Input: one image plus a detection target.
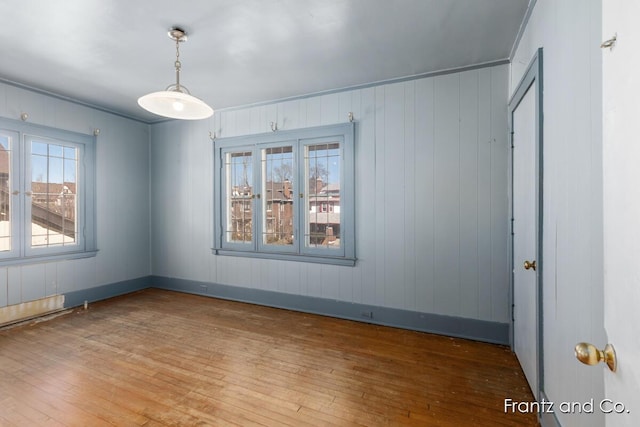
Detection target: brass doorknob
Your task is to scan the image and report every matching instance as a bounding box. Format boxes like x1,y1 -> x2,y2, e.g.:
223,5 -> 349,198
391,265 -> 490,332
575,342 -> 617,372
524,260 -> 536,271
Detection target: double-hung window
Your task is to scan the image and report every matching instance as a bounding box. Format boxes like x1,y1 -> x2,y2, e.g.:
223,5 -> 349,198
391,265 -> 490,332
214,123 -> 355,266
0,118 -> 97,265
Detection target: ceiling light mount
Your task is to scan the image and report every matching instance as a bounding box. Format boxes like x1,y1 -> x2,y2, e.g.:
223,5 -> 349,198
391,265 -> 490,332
168,27 -> 188,43
137,26 -> 213,120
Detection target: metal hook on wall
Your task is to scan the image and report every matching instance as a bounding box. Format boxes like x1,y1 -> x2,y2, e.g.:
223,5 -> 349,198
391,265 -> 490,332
20,112 -> 28,121
348,112 -> 354,123
600,33 -> 617,50
209,131 -> 216,142
270,121 -> 278,132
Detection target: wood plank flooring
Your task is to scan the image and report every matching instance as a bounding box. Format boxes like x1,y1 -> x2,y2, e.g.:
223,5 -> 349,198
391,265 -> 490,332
0,289 -> 538,426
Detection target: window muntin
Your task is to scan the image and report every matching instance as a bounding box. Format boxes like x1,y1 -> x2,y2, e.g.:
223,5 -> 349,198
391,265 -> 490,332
0,118 -> 96,265
214,123 -> 355,266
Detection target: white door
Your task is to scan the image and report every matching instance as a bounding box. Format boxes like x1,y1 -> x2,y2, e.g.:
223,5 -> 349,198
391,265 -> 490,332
602,0 -> 640,424
512,82 -> 538,396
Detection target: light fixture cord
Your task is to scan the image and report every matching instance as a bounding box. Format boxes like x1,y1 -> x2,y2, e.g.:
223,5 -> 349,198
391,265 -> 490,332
174,37 -> 182,91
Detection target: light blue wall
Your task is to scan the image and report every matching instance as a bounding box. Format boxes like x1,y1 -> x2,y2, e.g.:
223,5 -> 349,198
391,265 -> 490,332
0,82 -> 151,307
0,62 -> 511,334
511,1 -> 605,427
150,64 -> 510,325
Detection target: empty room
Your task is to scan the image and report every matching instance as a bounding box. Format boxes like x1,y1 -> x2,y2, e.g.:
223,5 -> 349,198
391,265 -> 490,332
0,1 -> 637,426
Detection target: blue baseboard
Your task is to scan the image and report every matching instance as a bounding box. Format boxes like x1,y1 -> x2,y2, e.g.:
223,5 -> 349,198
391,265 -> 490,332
63,276 -> 151,308
60,275 -> 510,345
150,275 -> 510,345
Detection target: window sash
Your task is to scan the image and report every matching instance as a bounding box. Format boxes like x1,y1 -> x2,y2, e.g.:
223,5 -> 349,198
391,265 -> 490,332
0,129 -> 21,260
24,135 -> 85,257
220,147 -> 255,251
257,142 -> 298,254
301,137 -> 345,258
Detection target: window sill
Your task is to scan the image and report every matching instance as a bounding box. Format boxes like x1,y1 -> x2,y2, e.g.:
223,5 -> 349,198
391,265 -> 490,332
0,250 -> 98,267
212,249 -> 356,267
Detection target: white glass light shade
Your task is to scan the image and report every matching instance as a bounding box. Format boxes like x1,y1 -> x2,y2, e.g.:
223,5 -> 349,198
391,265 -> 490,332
138,90 -> 213,120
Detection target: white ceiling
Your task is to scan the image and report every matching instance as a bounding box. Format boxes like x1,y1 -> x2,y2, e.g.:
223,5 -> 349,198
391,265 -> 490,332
0,0 -> 529,123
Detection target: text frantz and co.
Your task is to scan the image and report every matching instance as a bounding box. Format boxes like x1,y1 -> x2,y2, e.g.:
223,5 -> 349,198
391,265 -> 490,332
504,398 -> 630,414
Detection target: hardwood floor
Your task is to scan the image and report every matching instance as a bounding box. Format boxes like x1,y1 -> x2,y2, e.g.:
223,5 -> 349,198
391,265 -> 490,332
0,289 -> 538,426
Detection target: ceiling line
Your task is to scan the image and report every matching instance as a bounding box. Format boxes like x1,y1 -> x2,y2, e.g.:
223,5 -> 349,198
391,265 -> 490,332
214,59 -> 511,115
0,76 -> 153,125
509,0 -> 538,62
1,58 -> 511,126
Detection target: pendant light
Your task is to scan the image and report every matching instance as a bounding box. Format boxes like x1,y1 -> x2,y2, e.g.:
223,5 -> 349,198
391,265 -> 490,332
138,27 -> 213,120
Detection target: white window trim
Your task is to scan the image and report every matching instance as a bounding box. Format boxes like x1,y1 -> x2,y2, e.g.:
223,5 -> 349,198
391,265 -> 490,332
213,123 -> 355,266
0,118 -> 97,266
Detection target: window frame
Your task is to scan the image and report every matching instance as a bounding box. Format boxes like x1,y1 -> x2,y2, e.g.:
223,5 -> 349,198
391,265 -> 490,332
213,123 -> 355,266
0,118 -> 97,266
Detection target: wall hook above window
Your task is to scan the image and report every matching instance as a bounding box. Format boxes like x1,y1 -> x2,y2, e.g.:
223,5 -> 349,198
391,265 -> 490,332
348,112 -> 354,122
20,112 -> 28,121
270,121 -> 278,132
209,131 -> 216,142
601,33 -> 617,50
93,129 -> 100,136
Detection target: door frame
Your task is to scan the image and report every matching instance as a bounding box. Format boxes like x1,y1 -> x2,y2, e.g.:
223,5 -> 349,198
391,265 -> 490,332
508,48 -> 544,401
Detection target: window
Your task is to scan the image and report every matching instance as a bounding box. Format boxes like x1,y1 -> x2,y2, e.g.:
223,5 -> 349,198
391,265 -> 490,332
0,118 -> 97,265
214,123 -> 355,266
